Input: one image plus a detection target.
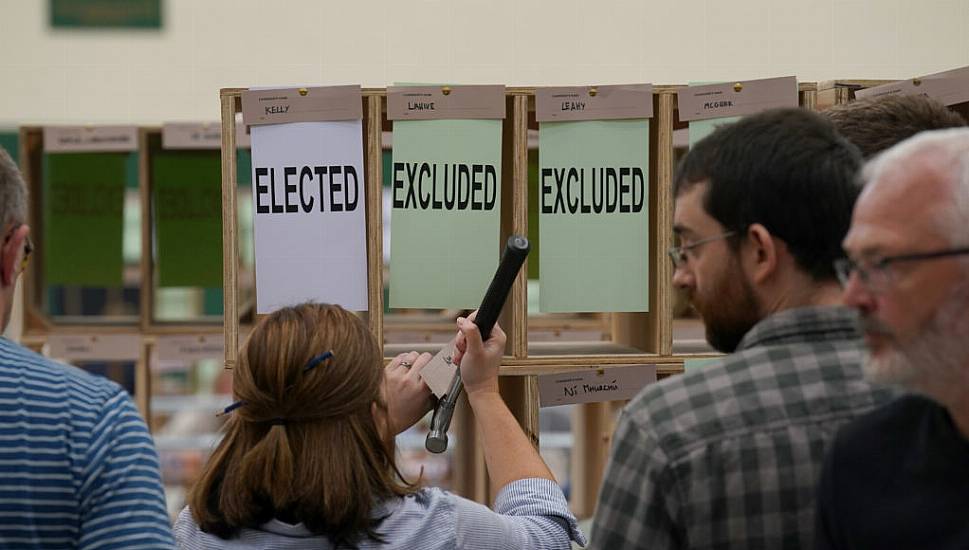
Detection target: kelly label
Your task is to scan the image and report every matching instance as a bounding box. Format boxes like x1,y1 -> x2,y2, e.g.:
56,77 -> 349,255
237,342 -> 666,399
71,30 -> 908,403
242,85 -> 362,126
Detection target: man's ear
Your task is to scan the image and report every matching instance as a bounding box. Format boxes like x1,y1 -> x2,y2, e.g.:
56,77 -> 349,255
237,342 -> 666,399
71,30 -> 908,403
743,223 -> 778,285
0,225 -> 28,287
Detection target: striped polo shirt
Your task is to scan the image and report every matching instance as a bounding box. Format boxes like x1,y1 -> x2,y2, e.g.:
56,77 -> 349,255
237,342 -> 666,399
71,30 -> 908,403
0,337 -> 174,548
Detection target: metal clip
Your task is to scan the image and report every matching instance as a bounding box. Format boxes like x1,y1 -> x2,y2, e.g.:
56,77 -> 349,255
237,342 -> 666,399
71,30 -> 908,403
589,87 -> 598,97
733,82 -> 744,92
298,88 -> 309,96
442,86 -> 452,96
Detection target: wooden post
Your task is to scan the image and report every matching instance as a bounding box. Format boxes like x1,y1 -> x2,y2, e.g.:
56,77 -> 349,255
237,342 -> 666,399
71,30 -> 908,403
220,91 -> 240,369
364,93 -> 385,347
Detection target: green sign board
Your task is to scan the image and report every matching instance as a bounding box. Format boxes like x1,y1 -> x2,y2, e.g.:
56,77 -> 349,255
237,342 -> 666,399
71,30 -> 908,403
389,119 -> 502,309
538,119 -> 650,313
50,0 -> 162,29
0,133 -> 18,166
43,152 -> 132,286
152,150 -> 223,288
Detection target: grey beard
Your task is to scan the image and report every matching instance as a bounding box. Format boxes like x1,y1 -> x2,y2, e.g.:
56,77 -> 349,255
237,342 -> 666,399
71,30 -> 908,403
864,280 -> 969,404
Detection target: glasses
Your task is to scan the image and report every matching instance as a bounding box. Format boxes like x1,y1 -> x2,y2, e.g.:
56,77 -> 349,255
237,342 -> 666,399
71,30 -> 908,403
3,226 -> 32,274
21,235 -> 33,273
834,247 -> 969,292
668,231 -> 737,268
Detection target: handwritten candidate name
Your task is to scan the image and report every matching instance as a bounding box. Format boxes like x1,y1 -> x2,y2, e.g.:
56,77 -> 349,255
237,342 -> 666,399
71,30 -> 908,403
563,379 -> 619,397
540,167 -> 645,214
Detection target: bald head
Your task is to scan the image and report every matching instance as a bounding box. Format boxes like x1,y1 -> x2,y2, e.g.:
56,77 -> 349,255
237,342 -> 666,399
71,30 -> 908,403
858,128 -> 969,249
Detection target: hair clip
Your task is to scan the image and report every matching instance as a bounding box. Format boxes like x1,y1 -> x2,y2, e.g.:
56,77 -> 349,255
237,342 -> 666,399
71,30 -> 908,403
215,352 -> 334,418
216,400 -> 246,417
269,417 -> 286,426
303,350 -> 334,372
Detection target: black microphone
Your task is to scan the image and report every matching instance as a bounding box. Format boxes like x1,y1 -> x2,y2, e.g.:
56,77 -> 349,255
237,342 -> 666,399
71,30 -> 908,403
425,235 -> 530,453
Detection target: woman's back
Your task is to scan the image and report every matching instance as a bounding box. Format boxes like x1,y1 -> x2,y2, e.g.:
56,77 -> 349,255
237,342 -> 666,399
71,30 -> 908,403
178,304 -> 584,549
176,479 -> 581,550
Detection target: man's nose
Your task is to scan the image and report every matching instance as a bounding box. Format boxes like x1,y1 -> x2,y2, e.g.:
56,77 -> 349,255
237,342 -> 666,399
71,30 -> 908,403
841,270 -> 876,313
672,264 -> 694,291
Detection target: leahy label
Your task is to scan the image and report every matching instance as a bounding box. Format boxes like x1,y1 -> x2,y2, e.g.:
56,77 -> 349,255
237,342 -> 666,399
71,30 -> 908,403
536,84 -> 653,122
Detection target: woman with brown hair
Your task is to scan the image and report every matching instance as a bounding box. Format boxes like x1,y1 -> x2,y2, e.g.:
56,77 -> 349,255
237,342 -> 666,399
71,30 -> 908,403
173,303 -> 584,549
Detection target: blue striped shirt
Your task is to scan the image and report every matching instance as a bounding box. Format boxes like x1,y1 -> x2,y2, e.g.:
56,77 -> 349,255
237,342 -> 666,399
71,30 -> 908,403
174,477 -> 586,549
0,337 -> 175,548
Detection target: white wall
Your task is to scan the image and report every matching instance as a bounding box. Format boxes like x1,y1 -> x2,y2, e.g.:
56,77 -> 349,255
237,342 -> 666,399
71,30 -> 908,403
1,0 -> 967,125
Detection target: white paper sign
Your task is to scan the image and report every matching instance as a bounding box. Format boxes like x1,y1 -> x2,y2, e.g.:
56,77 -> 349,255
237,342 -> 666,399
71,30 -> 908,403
249,121 -> 368,313
537,364 -> 657,407
155,335 -> 225,361
47,334 -> 142,361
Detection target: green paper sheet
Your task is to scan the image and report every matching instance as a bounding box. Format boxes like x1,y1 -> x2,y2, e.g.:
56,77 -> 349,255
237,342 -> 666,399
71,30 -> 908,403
688,116 -> 741,147
684,357 -> 718,372
152,150 -> 223,287
43,152 -> 129,286
0,133 -> 18,166
538,119 -> 650,312
389,119 -> 502,309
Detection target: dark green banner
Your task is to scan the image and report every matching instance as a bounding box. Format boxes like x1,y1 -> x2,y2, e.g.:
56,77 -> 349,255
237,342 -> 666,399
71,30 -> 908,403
0,133 -> 18,166
50,0 -> 161,29
44,153 -> 129,286
152,150 -> 223,288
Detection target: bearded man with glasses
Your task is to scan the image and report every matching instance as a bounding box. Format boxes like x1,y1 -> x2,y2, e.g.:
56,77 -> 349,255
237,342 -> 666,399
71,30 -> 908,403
815,129 -> 969,549
591,108 -> 896,550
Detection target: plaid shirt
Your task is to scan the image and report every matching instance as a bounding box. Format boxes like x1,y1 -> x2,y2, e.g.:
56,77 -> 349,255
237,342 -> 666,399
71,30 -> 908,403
589,306 -> 896,550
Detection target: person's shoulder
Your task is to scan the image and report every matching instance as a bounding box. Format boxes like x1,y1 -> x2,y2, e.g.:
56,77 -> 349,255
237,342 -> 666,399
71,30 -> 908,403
173,506 -> 199,538
624,350 -> 765,428
398,486 -> 458,513
621,339 -> 877,457
0,338 -> 127,410
835,394 -> 934,447
620,356 -> 738,453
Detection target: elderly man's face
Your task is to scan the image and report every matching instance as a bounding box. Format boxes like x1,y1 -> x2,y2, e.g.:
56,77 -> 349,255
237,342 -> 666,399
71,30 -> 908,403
842,159 -> 969,391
